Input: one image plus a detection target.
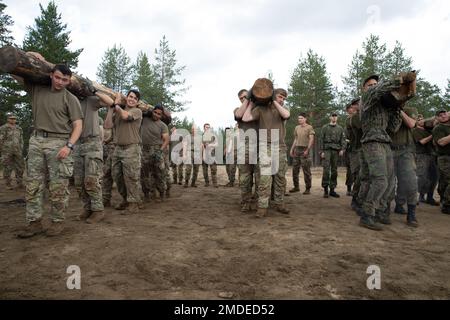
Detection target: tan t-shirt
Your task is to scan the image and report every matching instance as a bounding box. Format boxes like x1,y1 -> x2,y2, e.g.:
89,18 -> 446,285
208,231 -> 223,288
80,96 -> 101,138
250,104 -> 287,147
113,107 -> 142,145
26,83 -> 83,134
141,118 -> 168,146
294,124 -> 315,147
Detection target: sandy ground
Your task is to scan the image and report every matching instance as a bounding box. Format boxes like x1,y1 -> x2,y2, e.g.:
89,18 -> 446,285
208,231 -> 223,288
0,166 -> 449,300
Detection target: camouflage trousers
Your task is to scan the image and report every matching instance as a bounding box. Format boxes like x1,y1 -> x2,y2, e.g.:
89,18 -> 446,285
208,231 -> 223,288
258,145 -> 287,208
164,150 -> 171,193
185,161 -> 200,185
360,142 -> 394,217
292,146 -> 312,190
202,162 -> 218,185
321,149 -> 339,189
392,146 -> 418,206
226,151 -> 238,184
102,143 -> 115,203
350,149 -> 362,204
73,137 -> 104,212
112,144 -> 142,203
171,162 -> 184,184
437,155 -> 450,208
1,148 -> 24,185
25,136 -> 73,223
416,153 -> 439,196
141,145 -> 166,198
345,151 -> 353,188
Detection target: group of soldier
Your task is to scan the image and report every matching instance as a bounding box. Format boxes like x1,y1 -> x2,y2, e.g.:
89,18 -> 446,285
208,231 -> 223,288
1,51 -> 449,237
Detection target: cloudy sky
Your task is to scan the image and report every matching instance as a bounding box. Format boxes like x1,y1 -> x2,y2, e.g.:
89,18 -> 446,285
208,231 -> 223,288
4,0 -> 450,129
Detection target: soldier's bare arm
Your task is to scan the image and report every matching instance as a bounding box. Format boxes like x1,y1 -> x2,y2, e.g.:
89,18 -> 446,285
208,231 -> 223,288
57,119 -> 82,160
400,110 -> 416,129
161,133 -> 170,151
437,134 -> 450,147
272,100 -> 290,120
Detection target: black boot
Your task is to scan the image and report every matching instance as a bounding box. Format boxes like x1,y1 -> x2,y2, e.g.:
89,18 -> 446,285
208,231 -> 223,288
394,203 -> 406,215
441,206 -> 450,215
407,205 -> 418,228
323,187 -> 329,198
375,209 -> 392,225
426,193 -> 439,206
419,193 -> 426,203
329,188 -> 340,198
351,197 -> 358,211
346,185 -> 352,196
359,213 -> 383,231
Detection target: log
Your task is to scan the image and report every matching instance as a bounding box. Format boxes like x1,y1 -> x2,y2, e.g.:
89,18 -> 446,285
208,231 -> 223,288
251,78 -> 274,104
0,45 -> 172,124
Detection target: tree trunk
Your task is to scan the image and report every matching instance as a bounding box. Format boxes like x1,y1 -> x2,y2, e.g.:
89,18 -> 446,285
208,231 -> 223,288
0,45 -> 172,123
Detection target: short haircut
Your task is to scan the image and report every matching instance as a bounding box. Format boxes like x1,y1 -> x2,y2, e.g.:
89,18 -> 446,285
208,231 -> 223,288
274,88 -> 288,97
127,89 -> 141,101
436,110 -> 447,116
52,64 -> 72,77
153,104 -> 164,112
238,89 -> 248,97
298,113 -> 307,118
203,123 -> 210,129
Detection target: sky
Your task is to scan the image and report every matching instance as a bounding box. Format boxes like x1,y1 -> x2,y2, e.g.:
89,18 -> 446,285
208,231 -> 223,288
3,0 -> 450,129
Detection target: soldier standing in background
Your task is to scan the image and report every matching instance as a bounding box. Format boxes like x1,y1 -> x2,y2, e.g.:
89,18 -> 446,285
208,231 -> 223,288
170,126 -> 184,185
345,104 -> 356,196
102,125 -> 115,208
0,113 -> 25,190
289,113 -> 315,195
320,113 -> 346,199
432,110 -> 450,215
225,125 -> 238,187
202,123 -> 219,188
184,125 -> 201,188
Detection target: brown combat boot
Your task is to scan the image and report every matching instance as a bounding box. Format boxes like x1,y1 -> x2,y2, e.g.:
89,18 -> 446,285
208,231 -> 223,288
255,208 -> 268,218
103,200 -> 112,208
241,203 -> 251,213
115,201 -> 129,210
122,203 -> 139,215
86,211 -> 105,224
17,220 -> 44,239
78,210 -> 92,221
275,204 -> 290,215
46,221 -> 65,237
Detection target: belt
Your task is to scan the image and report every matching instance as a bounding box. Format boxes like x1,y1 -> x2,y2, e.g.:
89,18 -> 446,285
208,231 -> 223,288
33,130 -> 70,139
391,145 -> 408,151
116,144 -> 135,149
142,144 -> 161,151
79,135 -> 100,143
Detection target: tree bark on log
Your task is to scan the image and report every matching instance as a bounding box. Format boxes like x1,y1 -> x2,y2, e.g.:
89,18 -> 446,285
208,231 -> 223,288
0,45 -> 172,124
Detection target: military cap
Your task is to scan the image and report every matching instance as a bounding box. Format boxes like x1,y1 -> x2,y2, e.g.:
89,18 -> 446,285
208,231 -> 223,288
331,112 -> 338,117
363,74 -> 379,86
351,97 -> 361,105
6,113 -> 17,119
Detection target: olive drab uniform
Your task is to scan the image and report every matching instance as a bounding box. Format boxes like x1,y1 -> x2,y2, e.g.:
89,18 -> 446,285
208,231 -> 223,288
291,124 -> 315,192
184,133 -> 202,187
0,123 -> 25,188
433,120 -> 450,213
349,110 -> 364,208
320,123 -> 346,190
202,130 -> 218,187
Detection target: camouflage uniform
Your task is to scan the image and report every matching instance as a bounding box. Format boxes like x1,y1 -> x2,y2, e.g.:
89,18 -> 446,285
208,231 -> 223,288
170,136 -> 184,184
141,145 -> 166,198
0,123 -> 25,187
433,121 -> 450,212
73,97 -> 104,213
291,124 -> 315,192
413,127 -> 438,199
320,123 -> 346,189
102,128 -> 115,205
349,111 -> 364,207
359,80 -> 405,222
202,131 -> 218,187
184,133 -> 202,186
225,130 -> 238,185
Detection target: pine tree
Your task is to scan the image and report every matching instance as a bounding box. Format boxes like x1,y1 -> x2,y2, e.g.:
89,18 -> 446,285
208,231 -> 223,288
384,41 -> 413,76
0,0 -> 13,45
22,1 -> 82,68
96,44 -> 133,93
444,79 -> 450,105
152,35 -> 188,113
407,80 -> 444,117
131,51 -> 158,103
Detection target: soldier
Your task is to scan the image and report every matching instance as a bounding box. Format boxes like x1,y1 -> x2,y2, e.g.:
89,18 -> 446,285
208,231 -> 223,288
345,104 -> 357,196
73,90 -> 114,224
170,126 -> 184,185
243,80 -> 290,217
413,115 -> 439,206
389,106 -> 419,227
183,125 -> 201,188
0,113 -> 25,190
289,113 -> 315,195
358,73 -> 416,231
13,61 -> 83,238
225,125 -> 238,187
432,110 -> 450,214
320,113 -> 346,198
102,125 -> 115,208
105,90 -> 143,214
202,123 -> 219,188
234,89 -> 259,212
140,105 -> 169,202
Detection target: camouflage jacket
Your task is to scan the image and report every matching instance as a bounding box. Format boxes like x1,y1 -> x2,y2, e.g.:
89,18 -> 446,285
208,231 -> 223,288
320,123 -> 346,152
0,124 -> 23,153
360,80 -> 404,144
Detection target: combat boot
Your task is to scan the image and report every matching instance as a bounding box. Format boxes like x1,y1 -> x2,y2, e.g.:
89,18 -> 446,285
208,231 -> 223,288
241,202 -> 251,213
289,187 -> 300,193
17,220 -> 44,239
121,203 -> 139,215
329,189 -> 340,198
303,188 -> 311,195
351,197 -> 358,211
359,214 -> 383,231
5,180 -> 13,190
103,200 -> 112,208
255,208 -> 268,218
184,182 -> 189,188
442,206 -> 450,215
191,182 -> 198,188
406,205 -> 419,228
225,182 -> 233,187
46,221 -> 65,237
323,187 -> 329,198
86,211 -> 105,224
115,201 -> 129,211
375,210 -> 392,225
166,189 -> 171,198
394,203 -> 406,215
78,210 -> 92,221
346,186 -> 353,196
204,181 -> 210,187
419,193 -> 426,203
426,193 -> 439,206
274,204 -> 290,215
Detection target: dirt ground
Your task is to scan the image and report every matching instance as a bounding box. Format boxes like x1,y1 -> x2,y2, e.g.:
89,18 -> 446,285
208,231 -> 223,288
0,166 -> 449,300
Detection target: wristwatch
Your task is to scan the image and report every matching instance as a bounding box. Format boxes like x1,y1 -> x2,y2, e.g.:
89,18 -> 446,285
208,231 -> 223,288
66,142 -> 74,150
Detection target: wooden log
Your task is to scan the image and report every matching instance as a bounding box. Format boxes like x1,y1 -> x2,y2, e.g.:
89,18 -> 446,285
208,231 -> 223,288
0,45 -> 172,124
251,78 -> 274,104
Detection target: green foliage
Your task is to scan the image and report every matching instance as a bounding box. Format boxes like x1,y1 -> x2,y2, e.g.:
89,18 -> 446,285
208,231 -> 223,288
444,79 -> 450,105
96,44 -> 133,93
407,79 -> 444,117
131,51 -> 158,103
22,1 -> 82,68
0,0 -> 13,46
170,116 -> 194,131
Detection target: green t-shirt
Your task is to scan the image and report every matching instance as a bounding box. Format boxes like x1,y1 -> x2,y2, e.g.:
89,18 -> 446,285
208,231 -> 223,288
79,96 -> 101,138
391,107 -> 418,147
432,122 -> 450,156
140,118 -> 168,146
413,128 -> 433,154
113,107 -> 142,145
